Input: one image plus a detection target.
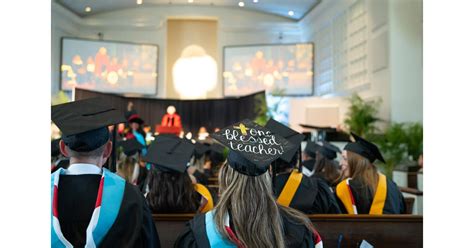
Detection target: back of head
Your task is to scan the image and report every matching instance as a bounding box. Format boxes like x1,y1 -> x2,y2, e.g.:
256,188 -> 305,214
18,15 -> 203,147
116,154 -> 137,183
346,151 -> 378,193
146,169 -> 199,213
314,155 -> 341,186
214,163 -> 314,248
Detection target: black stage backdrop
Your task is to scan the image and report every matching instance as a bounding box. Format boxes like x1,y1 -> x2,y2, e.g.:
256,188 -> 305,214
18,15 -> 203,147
75,88 -> 265,134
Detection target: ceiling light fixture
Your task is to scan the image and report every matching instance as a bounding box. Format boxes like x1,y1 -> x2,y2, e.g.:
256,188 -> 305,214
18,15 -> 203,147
188,0 -> 194,3
137,0 -> 143,5
85,6 -> 92,12
253,0 -> 259,3
238,1 -> 245,7
288,10 -> 295,16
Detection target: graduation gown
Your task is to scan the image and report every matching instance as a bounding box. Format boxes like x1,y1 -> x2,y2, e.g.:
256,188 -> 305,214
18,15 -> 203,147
174,210 -> 317,248
57,174 -> 160,247
274,172 -> 341,214
335,176 -> 406,214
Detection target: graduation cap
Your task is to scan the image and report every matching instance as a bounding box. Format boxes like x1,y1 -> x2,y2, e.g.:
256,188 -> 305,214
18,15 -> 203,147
211,119 -> 295,176
319,141 -> 341,160
344,132 -> 386,163
264,118 -> 305,163
304,141 -> 320,158
51,97 -> 126,152
51,139 -> 61,157
128,114 -> 144,125
142,135 -> 195,173
117,138 -> 144,156
194,142 -> 211,157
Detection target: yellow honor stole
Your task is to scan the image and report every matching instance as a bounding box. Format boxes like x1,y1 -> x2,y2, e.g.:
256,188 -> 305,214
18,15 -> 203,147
336,173 -> 387,214
277,170 -> 304,207
194,183 -> 214,213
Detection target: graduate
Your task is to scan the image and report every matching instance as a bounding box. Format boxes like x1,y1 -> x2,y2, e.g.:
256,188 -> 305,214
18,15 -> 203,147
312,141 -> 342,187
301,141 -> 318,176
125,113 -> 147,153
116,138 -> 145,185
175,119 -> 323,248
335,132 -> 406,214
143,135 -> 214,214
51,97 -> 160,247
188,142 -> 212,185
265,119 -> 341,214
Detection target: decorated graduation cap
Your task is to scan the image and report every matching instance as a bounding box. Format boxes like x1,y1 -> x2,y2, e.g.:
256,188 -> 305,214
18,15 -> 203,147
304,141 -> 320,158
264,118 -> 305,163
51,97 -> 126,152
344,132 -> 386,163
117,138 -> 144,156
319,141 -> 342,160
128,114 -> 144,125
142,135 -> 195,173
211,119 -> 295,176
51,139 -> 61,157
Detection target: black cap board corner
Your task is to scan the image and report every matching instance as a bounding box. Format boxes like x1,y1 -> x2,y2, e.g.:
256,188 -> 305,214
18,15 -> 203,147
211,119 -> 295,176
143,135 -> 195,173
344,132 -> 386,164
264,118 -> 305,163
51,97 -> 126,152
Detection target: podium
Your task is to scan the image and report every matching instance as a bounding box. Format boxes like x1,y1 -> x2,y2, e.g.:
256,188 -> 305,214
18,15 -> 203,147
155,125 -> 182,136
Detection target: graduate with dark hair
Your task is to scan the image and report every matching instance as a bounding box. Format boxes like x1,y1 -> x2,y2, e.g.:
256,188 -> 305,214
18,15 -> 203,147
301,141 -> 318,176
312,141 -> 343,187
335,132 -> 406,214
51,98 -> 160,247
143,135 -> 214,214
265,119 -> 341,214
175,119 -> 323,248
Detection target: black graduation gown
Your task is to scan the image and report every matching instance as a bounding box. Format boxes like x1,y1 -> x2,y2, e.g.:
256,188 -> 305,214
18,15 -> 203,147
174,210 -> 316,248
57,174 -> 160,247
336,177 -> 406,214
302,159 -> 316,171
193,170 -> 209,185
274,173 -> 341,214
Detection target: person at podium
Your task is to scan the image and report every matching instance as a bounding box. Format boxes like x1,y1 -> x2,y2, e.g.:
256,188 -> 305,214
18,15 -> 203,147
156,105 -> 182,135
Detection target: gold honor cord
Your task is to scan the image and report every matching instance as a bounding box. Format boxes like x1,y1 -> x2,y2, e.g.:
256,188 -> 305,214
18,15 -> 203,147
277,170 -> 303,207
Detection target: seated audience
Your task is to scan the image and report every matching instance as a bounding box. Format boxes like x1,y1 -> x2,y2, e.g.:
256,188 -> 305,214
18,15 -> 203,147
116,138 -> 144,184
312,141 -> 343,187
335,132 -> 406,214
143,135 -> 214,214
51,138 -> 69,173
175,120 -> 323,248
301,141 -> 318,176
265,119 -> 341,214
51,98 -> 160,247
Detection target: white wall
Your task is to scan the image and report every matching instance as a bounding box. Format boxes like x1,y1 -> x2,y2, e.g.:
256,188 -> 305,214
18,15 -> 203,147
51,3 -> 302,98
298,0 -> 422,125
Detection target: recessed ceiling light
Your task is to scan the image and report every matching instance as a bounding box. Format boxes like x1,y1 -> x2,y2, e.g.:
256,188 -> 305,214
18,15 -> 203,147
288,10 -> 295,16
85,6 -> 92,12
238,1 -> 245,7
253,0 -> 259,3
188,0 -> 194,3
137,0 -> 143,5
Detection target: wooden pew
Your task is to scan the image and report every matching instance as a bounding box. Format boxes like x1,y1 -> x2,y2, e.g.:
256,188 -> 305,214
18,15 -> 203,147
153,214 -> 423,247
309,214 -> 423,248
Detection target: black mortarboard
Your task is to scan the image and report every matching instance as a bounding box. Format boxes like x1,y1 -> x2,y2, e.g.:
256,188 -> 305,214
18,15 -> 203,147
344,132 -> 386,163
211,119 -> 295,176
142,135 -> 195,173
128,114 -> 144,125
264,118 -> 305,163
319,141 -> 341,160
304,141 -> 319,158
118,138 -> 144,156
51,139 -> 61,157
51,98 -> 126,152
194,142 -> 211,156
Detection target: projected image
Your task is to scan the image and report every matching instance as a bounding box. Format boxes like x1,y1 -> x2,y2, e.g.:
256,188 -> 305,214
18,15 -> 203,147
223,43 -> 313,96
61,38 -> 158,95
